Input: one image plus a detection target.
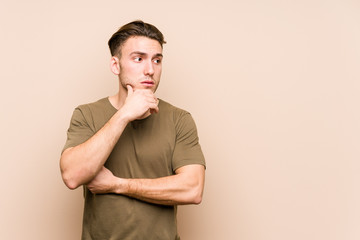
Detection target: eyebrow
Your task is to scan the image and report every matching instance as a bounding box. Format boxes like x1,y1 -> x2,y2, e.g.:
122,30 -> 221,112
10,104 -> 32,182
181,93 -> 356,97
130,51 -> 163,58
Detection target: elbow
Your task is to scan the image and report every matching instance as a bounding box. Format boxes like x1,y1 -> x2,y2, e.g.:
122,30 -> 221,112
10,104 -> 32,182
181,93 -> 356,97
60,162 -> 83,190
60,149 -> 84,190
191,195 -> 202,205
61,165 -> 95,190
61,171 -> 81,190
176,165 -> 205,205
63,179 -> 80,190
192,189 -> 203,205
190,176 -> 205,205
186,186 -> 203,205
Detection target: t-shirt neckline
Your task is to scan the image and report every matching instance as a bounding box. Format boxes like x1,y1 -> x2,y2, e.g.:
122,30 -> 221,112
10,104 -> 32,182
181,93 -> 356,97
105,96 -> 158,122
106,96 -> 118,112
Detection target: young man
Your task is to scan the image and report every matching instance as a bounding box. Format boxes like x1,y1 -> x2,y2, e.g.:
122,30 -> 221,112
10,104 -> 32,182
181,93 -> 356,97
60,20 -> 206,239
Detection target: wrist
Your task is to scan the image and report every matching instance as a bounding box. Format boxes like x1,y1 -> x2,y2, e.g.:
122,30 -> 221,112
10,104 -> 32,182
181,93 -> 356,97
115,108 -> 132,124
114,178 -> 127,194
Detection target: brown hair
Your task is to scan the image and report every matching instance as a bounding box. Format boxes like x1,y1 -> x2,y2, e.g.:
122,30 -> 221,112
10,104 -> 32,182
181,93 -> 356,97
108,20 -> 166,57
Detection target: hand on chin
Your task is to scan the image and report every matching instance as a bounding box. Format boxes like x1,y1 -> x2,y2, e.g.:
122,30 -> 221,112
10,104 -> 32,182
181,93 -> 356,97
137,109 -> 151,120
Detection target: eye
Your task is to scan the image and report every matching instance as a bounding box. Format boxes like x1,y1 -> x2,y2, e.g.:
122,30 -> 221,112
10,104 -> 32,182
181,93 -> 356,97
134,57 -> 142,62
153,59 -> 161,64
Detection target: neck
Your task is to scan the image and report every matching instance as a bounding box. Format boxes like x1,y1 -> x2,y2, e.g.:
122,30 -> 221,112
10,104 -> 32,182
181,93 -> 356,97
109,84 -> 127,110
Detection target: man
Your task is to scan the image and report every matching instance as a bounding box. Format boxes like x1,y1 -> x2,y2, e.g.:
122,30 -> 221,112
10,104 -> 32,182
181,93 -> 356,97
60,20 -> 206,240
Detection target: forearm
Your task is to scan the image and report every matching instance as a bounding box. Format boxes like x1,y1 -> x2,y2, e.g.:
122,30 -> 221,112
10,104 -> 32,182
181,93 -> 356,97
60,110 -> 129,189
113,165 -> 205,205
117,177 -> 200,205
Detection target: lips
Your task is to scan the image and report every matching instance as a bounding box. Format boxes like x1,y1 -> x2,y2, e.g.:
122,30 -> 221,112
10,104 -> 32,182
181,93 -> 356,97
140,80 -> 155,86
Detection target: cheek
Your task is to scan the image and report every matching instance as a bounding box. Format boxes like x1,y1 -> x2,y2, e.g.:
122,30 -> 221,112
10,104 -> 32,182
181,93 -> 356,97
120,65 -> 138,79
155,66 -> 162,75
128,64 -> 143,75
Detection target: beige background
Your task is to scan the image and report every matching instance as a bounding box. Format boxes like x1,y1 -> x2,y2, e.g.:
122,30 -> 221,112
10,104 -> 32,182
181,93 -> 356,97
1,0 -> 359,239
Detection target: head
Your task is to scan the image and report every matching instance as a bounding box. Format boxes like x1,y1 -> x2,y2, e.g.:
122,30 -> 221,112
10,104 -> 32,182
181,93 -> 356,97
109,21 -> 166,93
108,20 -> 166,58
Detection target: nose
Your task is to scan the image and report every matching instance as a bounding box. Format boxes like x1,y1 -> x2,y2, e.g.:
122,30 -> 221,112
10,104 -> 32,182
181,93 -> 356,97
144,60 -> 154,76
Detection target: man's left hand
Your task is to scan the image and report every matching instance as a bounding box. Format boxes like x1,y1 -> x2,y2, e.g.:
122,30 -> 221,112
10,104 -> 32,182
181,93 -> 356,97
86,167 -> 118,194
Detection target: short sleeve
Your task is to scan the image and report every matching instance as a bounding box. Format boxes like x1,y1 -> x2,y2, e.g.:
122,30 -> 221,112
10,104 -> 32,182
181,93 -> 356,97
172,112 -> 206,171
62,107 -> 95,153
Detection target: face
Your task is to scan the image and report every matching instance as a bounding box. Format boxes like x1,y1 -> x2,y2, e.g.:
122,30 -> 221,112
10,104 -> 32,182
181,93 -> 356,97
112,36 -> 163,93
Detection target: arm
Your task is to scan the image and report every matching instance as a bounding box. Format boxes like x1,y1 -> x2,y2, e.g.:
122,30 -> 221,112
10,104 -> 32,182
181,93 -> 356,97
87,164 -> 205,205
60,86 -> 159,190
60,111 -> 129,190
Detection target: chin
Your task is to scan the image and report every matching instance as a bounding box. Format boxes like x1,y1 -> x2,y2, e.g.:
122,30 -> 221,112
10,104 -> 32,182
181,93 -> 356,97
140,85 -> 158,92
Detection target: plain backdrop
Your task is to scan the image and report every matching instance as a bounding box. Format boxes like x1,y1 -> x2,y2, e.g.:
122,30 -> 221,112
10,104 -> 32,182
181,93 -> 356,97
1,0 -> 359,239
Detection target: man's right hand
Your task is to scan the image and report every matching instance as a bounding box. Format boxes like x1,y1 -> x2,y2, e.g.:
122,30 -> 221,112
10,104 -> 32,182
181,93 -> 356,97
120,85 -> 159,121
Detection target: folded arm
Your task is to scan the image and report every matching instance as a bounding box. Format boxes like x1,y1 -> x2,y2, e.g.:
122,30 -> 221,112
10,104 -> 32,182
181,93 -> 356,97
60,112 -> 129,189
60,87 -> 159,190
87,164 -> 205,205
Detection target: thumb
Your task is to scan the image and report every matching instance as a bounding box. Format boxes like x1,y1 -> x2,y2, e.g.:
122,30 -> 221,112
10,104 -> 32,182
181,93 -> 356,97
126,85 -> 134,96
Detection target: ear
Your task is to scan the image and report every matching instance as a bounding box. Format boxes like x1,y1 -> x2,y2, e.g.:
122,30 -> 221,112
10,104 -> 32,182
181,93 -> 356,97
110,56 -> 120,75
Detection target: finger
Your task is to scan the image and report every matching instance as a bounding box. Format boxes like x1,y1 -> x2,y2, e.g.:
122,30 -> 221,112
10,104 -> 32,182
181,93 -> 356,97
145,98 -> 158,105
126,85 -> 134,96
149,104 -> 159,114
144,94 -> 158,103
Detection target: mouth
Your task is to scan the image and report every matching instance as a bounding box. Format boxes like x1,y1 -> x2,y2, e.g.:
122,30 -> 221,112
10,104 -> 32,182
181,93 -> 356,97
140,80 -> 155,87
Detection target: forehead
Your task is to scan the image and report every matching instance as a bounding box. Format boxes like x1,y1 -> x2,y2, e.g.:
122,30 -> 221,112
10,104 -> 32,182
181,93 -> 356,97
121,36 -> 163,56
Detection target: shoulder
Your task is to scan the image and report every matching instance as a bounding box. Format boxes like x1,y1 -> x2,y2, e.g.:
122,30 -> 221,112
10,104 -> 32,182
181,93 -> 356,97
75,97 -> 114,117
72,97 -> 115,131
76,97 -> 109,112
158,99 -> 190,118
158,99 -> 197,128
